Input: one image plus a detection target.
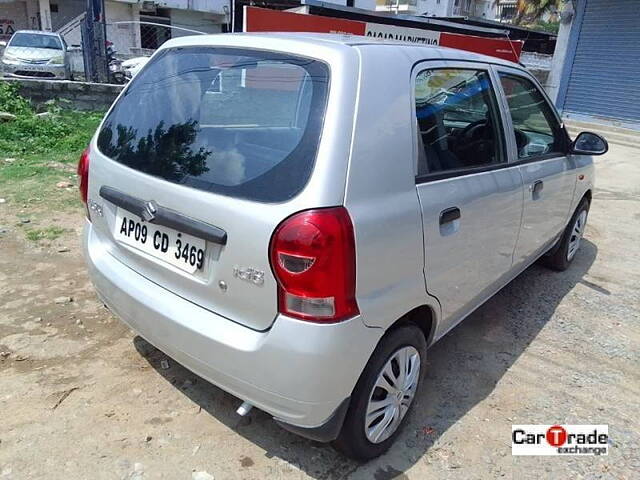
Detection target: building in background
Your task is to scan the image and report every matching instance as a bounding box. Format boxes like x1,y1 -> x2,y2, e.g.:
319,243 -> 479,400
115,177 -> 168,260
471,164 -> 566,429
0,0 -> 42,39
0,0 -> 230,55
494,0 -> 516,23
549,0 -> 640,129
375,0 -> 494,18
0,0 -> 507,53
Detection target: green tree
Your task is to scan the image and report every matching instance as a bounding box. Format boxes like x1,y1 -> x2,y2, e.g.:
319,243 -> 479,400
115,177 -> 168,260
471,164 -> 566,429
513,0 -> 561,25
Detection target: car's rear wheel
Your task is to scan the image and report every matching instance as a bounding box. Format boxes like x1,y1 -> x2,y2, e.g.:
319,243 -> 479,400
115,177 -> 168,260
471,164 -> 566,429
332,325 -> 426,461
542,197 -> 590,271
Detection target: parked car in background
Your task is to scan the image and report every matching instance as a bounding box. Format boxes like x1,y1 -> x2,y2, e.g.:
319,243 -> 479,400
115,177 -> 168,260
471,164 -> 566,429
80,33 -> 608,460
0,30 -> 71,80
121,56 -> 150,81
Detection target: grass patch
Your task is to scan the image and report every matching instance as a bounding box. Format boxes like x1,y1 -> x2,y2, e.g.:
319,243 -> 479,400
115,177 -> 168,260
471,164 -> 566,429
0,108 -> 104,158
0,81 -> 104,213
24,226 -> 69,242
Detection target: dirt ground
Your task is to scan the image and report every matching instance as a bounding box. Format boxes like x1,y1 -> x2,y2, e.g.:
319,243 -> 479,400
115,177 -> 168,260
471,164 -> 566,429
1,143 -> 639,480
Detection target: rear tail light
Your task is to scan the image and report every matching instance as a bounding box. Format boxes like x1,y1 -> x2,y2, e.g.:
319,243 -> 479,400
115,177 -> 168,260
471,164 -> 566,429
269,207 -> 359,323
77,147 -> 90,216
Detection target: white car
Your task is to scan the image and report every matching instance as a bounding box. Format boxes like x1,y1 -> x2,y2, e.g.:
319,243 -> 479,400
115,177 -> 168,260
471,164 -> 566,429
121,56 -> 149,80
1,30 -> 71,80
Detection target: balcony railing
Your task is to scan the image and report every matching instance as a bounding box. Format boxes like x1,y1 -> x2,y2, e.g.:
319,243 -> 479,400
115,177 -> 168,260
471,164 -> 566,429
495,1 -> 518,22
375,0 -> 419,12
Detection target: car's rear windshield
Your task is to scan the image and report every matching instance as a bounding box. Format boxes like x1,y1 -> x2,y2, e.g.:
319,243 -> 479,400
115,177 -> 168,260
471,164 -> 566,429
97,47 -> 330,203
9,33 -> 62,49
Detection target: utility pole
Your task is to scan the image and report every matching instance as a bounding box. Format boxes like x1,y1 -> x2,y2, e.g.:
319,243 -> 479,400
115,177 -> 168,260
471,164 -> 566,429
82,0 -> 108,83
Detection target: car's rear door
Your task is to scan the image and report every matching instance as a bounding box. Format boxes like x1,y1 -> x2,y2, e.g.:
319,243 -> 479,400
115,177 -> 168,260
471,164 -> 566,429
413,61 -> 523,334
87,46 -> 331,332
492,66 -> 576,267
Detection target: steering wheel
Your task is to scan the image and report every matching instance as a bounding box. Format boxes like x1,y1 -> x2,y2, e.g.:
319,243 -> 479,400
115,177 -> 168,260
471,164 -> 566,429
453,119 -> 494,166
459,119 -> 489,142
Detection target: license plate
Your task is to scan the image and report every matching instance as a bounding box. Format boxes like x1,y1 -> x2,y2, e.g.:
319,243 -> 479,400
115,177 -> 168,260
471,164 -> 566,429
22,65 -> 46,71
114,209 -> 206,274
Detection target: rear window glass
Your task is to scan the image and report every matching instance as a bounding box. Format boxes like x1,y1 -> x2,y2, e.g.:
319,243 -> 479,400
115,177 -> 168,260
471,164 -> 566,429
97,47 -> 329,202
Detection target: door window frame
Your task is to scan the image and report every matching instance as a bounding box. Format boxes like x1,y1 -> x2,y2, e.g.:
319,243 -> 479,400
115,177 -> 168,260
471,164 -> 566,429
489,65 -> 571,165
411,60 -> 511,184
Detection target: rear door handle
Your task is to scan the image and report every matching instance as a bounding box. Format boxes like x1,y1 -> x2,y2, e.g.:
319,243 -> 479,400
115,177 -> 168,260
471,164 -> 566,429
531,180 -> 544,196
439,207 -> 461,225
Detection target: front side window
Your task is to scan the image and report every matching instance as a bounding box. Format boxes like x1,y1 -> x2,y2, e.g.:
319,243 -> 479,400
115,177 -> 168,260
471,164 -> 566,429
498,73 -> 565,159
97,47 -> 329,203
415,68 -> 503,176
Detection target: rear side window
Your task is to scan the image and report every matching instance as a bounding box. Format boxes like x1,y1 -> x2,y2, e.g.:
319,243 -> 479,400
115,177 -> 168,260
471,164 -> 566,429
97,47 -> 329,202
414,68 -> 504,177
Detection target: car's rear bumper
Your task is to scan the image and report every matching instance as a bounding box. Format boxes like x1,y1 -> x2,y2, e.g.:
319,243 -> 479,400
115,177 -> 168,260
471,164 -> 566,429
83,220 -> 381,431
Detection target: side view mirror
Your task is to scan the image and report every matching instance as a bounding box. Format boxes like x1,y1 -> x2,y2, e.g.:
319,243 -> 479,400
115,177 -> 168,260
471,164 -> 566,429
0,41 -> 7,48
571,131 -> 608,156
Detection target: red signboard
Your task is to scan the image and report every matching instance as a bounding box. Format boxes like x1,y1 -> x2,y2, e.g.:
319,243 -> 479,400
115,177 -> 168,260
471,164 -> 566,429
245,7 -> 366,35
244,7 -> 523,63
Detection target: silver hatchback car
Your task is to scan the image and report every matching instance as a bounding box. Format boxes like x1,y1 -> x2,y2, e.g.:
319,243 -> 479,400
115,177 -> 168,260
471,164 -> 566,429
81,33 -> 607,460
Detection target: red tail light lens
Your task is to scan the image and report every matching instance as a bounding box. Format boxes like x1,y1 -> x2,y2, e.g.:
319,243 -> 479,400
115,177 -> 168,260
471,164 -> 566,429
77,147 -> 90,206
269,207 -> 359,323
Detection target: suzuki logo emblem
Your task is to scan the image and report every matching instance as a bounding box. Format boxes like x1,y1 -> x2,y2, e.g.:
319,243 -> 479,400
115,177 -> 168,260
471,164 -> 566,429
141,201 -> 157,222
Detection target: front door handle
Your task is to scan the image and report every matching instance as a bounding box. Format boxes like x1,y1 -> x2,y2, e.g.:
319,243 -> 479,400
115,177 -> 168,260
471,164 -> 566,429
531,180 -> 544,196
439,207 -> 461,225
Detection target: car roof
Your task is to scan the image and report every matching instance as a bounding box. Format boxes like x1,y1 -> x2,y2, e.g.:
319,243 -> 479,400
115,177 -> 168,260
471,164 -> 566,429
162,32 -> 521,69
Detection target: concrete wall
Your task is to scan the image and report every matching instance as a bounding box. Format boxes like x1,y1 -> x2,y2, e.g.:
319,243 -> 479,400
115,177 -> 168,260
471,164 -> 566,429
546,1 -> 574,104
417,0 -> 454,17
106,0 -> 141,54
475,0 -> 495,18
154,0 -> 228,15
169,9 -> 223,37
24,0 -> 39,29
50,0 -> 84,31
0,0 -> 36,41
2,78 -> 123,111
325,0 -> 377,10
48,0 -> 141,55
59,17 -> 83,47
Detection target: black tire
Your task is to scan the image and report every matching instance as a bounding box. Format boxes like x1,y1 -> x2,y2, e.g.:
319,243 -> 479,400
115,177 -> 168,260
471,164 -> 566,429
541,198 -> 590,271
332,325 -> 427,461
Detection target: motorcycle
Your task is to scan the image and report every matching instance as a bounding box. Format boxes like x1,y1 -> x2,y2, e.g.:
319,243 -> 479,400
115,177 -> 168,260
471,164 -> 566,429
106,41 -> 127,84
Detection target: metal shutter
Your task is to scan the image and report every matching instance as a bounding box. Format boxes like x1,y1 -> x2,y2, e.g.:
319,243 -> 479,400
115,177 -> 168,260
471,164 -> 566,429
563,0 -> 640,123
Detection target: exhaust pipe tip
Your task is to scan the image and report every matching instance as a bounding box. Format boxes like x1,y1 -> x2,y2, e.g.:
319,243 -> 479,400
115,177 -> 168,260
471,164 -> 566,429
236,401 -> 253,416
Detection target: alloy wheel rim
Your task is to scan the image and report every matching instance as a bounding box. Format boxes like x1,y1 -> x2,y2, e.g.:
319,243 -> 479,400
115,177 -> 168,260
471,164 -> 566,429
365,346 -> 421,444
567,210 -> 587,261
